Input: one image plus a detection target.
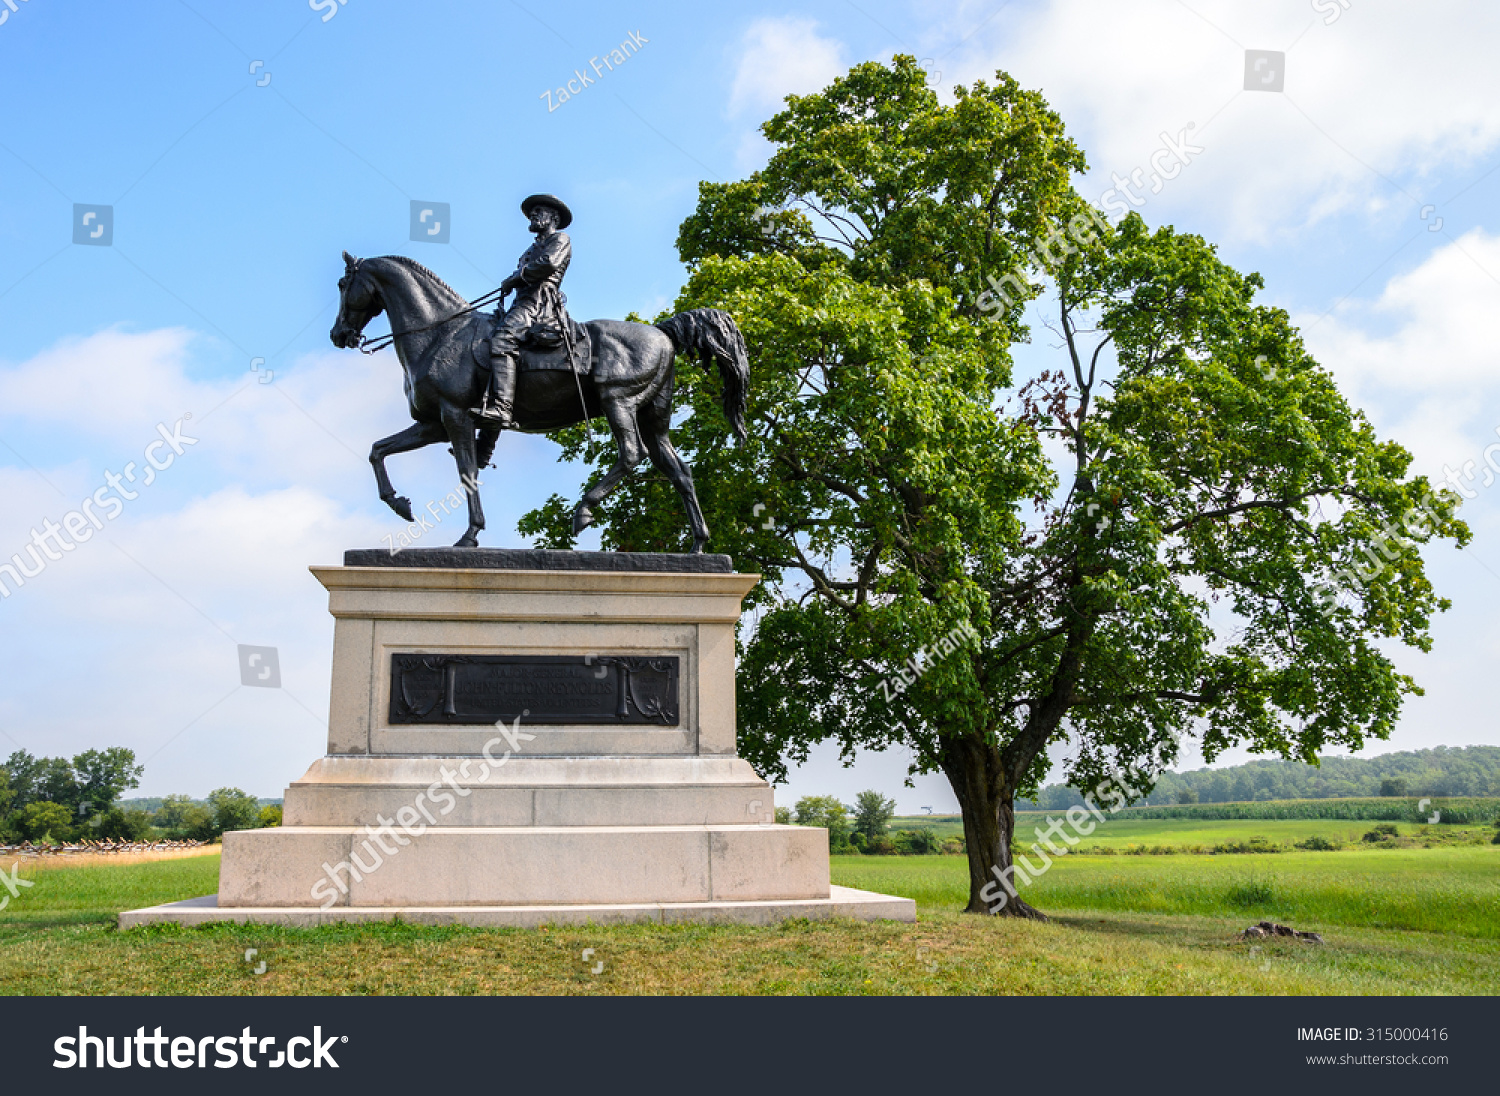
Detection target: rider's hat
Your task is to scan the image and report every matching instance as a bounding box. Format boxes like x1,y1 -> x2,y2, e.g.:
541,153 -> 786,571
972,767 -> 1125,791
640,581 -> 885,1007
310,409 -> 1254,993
521,194 -> 572,229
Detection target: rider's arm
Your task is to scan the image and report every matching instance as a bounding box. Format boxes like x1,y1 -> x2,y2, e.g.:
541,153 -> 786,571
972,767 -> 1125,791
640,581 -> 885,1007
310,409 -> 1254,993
519,233 -> 570,285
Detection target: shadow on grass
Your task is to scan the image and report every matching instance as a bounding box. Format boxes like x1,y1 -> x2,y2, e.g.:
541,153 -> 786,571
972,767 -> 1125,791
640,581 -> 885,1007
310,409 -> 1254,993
0,913 -> 120,931
1046,909 -> 1242,947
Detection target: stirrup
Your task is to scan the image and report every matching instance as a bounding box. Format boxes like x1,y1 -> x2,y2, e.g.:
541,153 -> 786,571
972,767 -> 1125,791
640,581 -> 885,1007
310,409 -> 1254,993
471,401 -> 514,428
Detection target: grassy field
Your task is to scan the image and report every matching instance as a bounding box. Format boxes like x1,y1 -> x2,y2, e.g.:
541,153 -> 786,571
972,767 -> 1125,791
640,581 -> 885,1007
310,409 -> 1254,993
1075,797 -> 1500,823
834,848 -> 1499,937
0,818 -> 1494,995
0,852 -> 223,928
892,812 -> 1500,850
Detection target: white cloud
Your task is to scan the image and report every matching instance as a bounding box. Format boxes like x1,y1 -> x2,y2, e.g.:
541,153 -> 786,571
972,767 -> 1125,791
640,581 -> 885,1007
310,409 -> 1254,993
728,16 -> 848,118
0,326 -> 397,492
1301,228 -> 1500,477
930,0 -> 1500,241
0,328 -> 591,797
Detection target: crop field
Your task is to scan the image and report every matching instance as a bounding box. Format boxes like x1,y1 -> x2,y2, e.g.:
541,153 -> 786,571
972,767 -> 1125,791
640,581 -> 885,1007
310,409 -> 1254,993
0,817 -> 1494,995
833,847 -> 1499,938
892,799 -> 1500,849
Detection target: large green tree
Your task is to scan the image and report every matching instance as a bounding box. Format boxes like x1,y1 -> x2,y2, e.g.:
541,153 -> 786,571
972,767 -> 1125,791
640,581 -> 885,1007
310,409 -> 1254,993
521,57 -> 1466,916
852,790 -> 898,843
153,793 -> 212,839
2,747 -> 141,819
3,750 -> 77,811
72,748 -> 144,815
15,801 -> 73,844
205,787 -> 262,839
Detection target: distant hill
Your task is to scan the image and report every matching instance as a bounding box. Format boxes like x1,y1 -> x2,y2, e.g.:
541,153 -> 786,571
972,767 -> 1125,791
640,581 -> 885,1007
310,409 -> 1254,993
1020,746 -> 1500,809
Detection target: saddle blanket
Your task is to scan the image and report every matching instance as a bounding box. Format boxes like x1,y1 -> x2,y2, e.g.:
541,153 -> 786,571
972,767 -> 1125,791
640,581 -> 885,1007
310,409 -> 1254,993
474,319 -> 592,376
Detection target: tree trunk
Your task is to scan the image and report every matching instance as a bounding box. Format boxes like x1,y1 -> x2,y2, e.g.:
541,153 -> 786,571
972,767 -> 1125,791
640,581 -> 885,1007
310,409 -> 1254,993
941,733 -> 1048,920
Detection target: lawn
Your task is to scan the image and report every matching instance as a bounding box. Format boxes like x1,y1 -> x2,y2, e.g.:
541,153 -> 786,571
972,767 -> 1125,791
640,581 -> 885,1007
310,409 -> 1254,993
0,852 -> 225,927
0,826 -> 1494,995
833,847 -> 1500,938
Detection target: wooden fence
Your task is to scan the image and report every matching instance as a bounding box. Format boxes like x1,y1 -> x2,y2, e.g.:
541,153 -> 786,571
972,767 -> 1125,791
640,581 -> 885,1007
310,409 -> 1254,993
0,839 -> 211,857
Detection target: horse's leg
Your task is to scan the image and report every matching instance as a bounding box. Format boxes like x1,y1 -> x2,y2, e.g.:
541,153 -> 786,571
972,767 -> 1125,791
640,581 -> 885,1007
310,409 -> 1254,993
440,405 -> 486,547
476,425 -> 502,470
639,397 -> 710,553
572,393 -> 647,535
371,421 -> 447,522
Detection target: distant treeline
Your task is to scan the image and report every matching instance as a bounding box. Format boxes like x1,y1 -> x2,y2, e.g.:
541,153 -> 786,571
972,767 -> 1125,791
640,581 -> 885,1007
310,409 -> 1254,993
118,797 -> 282,812
1079,797 -> 1500,825
2,749 -> 280,844
1019,746 -> 1500,809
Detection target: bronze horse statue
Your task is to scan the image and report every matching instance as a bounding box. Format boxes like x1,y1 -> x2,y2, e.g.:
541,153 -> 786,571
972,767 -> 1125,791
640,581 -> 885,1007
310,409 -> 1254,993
329,253 -> 748,552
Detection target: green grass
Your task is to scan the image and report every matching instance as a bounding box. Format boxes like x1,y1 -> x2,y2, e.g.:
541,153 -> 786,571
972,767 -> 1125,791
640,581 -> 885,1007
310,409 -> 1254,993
0,855 -> 222,927
833,847 -> 1500,939
0,828 -> 1494,995
1012,817 -> 1494,851
889,815 -> 967,840
1082,797 -> 1500,824
889,813 -> 1498,851
16,909 -> 1478,996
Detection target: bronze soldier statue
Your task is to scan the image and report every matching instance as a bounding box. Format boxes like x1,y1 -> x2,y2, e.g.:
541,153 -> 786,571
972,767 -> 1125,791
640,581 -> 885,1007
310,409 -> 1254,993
334,186 -> 752,550
472,193 -> 573,427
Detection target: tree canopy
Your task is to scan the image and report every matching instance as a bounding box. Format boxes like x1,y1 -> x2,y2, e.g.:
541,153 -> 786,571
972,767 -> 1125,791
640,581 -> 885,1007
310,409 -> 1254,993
3,747 -> 142,820
853,789 -> 898,842
520,56 -> 1468,915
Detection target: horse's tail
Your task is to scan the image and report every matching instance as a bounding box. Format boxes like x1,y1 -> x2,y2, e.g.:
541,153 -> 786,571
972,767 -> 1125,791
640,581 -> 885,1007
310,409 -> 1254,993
655,308 -> 749,442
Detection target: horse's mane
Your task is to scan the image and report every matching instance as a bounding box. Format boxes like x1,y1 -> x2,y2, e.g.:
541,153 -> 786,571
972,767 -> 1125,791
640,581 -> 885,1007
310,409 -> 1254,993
375,254 -> 469,306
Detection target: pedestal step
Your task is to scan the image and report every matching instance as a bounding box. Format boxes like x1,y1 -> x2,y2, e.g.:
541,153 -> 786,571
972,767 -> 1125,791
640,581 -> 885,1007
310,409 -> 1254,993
119,885 -> 916,928
283,757 -> 776,829
219,824 -> 830,909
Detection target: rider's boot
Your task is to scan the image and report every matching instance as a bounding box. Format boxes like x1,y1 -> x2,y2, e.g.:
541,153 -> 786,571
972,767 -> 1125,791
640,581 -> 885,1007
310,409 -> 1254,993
472,350 -> 518,428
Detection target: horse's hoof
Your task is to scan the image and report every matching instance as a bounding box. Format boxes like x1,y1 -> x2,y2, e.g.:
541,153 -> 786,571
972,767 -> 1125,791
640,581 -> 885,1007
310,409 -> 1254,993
690,540 -> 708,555
572,507 -> 593,534
385,495 -> 414,523
454,535 -> 479,548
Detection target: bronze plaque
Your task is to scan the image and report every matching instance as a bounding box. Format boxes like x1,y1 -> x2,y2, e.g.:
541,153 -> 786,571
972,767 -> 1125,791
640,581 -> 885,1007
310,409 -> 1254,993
388,654 -> 679,726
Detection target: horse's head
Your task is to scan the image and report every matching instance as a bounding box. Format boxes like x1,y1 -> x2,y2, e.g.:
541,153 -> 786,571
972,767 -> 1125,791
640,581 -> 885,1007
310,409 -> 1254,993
330,251 -> 385,349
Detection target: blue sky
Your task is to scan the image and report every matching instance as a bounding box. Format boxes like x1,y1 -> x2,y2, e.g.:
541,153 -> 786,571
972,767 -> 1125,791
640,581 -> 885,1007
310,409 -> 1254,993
2,0 -> 1499,811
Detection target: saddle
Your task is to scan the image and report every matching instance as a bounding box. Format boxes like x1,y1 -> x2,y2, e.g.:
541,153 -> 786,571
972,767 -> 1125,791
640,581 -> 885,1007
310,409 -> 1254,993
473,317 -> 592,376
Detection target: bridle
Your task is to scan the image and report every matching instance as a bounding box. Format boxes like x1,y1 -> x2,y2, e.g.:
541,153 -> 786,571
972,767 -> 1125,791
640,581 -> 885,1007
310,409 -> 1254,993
340,245 -> 598,455
344,257 -> 510,355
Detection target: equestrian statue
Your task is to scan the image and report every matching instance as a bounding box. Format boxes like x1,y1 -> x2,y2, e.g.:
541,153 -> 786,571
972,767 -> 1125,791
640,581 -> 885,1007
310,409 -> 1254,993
329,193 -> 749,553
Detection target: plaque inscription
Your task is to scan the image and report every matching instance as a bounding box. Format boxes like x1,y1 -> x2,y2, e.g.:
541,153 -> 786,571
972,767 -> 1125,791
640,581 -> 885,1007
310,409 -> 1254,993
389,654 -> 680,726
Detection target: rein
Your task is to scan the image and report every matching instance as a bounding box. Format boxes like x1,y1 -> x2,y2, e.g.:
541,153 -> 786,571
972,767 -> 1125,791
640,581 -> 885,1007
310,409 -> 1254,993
347,257 -> 599,457
353,264 -> 509,354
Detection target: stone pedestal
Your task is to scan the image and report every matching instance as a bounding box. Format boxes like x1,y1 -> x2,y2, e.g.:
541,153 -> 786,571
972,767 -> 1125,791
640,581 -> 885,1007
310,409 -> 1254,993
122,550 -> 913,927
